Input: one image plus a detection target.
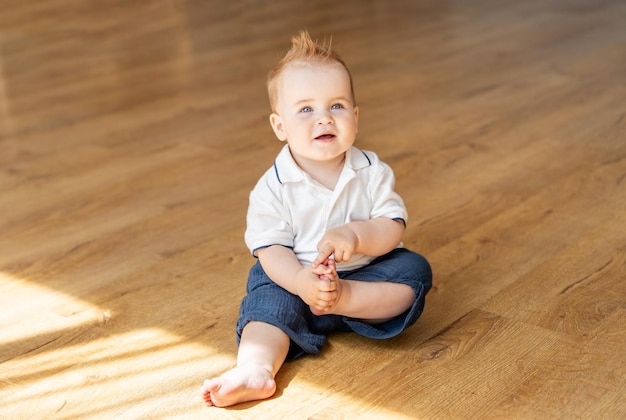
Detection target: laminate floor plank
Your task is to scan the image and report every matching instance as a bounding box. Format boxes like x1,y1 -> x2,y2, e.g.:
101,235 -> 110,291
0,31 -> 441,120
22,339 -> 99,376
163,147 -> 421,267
1,0 -> 624,418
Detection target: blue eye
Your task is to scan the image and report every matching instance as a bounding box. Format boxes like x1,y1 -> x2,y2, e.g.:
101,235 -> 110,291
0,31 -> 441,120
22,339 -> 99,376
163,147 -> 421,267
300,106 -> 313,113
331,103 -> 344,110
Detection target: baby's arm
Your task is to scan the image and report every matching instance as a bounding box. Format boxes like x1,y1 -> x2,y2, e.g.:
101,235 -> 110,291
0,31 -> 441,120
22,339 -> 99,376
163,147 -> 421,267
313,217 -> 404,267
257,245 -> 338,311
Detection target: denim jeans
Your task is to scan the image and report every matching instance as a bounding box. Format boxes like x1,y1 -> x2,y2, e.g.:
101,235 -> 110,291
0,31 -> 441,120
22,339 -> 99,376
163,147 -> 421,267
236,248 -> 432,360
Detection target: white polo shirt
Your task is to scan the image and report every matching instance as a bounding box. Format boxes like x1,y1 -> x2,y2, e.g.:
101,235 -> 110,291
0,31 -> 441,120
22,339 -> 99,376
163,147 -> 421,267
245,145 -> 408,271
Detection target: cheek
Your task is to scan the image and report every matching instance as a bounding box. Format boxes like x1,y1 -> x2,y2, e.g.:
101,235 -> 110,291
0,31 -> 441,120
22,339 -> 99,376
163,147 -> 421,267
288,119 -> 310,133
341,117 -> 358,132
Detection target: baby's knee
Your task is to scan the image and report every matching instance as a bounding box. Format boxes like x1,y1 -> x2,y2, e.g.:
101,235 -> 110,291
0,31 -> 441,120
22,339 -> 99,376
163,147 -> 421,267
400,250 -> 432,285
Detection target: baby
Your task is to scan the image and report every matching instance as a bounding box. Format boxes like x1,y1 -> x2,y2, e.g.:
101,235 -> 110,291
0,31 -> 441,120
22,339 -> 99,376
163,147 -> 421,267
201,30 -> 432,407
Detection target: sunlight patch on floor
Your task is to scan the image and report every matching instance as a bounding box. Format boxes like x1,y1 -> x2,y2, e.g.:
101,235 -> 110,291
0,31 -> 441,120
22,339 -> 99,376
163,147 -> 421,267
0,272 -> 104,348
274,379 -> 419,419
0,272 -> 234,418
0,272 -> 416,418
1,325 -> 234,418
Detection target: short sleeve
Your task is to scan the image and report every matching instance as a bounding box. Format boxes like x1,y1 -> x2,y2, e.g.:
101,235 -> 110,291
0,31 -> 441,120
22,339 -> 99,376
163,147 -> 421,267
368,158 -> 408,223
244,174 -> 294,256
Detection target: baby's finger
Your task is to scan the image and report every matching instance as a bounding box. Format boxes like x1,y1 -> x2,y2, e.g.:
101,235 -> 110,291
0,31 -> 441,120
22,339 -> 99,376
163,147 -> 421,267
317,290 -> 337,304
317,277 -> 335,292
333,248 -> 346,263
311,263 -> 331,276
320,275 -> 337,292
313,244 -> 334,267
336,248 -> 353,263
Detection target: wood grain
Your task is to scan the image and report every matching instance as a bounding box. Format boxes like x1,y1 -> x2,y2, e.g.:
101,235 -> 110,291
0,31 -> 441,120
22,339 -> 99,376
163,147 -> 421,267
1,0 -> 625,418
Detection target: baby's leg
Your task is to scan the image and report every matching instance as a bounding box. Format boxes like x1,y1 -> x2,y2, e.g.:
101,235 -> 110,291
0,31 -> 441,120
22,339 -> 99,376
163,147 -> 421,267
311,257 -> 414,320
332,248 -> 431,323
331,280 -> 415,322
201,321 -> 289,407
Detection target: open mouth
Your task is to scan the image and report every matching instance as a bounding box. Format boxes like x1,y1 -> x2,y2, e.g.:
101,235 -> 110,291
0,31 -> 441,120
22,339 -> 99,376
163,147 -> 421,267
315,134 -> 336,141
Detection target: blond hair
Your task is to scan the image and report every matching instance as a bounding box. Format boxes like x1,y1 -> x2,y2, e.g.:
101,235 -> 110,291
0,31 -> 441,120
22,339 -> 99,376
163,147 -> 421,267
267,30 -> 355,111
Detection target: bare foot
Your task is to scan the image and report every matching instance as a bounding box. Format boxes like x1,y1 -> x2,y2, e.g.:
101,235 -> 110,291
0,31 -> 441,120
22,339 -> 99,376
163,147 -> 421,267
201,365 -> 276,408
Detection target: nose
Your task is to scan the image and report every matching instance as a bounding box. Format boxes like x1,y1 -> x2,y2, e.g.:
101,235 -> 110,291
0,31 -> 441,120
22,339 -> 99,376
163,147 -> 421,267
317,110 -> 334,125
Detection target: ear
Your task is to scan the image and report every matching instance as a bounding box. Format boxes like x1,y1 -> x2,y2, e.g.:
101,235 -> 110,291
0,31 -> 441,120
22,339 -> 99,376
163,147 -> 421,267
354,106 -> 359,132
269,113 -> 287,141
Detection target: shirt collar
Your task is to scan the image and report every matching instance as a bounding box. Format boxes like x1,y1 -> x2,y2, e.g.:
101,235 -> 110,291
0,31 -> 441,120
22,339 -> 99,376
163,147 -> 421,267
273,145 -> 371,184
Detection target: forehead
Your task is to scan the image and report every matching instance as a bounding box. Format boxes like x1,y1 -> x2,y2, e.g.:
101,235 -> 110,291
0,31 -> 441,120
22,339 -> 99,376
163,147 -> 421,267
278,61 -> 352,99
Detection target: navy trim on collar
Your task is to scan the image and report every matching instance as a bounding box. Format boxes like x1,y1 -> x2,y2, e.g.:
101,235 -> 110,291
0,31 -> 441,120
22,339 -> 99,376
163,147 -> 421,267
360,150 -> 371,165
273,162 -> 282,184
273,145 -> 372,184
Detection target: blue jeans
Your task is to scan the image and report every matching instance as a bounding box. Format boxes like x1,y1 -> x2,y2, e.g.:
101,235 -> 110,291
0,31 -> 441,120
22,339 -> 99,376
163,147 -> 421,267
236,248 -> 432,360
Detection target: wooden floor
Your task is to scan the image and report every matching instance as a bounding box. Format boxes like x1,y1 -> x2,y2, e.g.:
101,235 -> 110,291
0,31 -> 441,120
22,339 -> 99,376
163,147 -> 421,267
1,0 -> 625,418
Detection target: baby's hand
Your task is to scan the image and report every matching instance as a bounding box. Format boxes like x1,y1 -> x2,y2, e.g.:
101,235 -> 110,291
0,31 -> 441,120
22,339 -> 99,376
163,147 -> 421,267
308,259 -> 341,316
295,267 -> 336,313
311,257 -> 334,276
294,258 -> 340,314
312,226 -> 358,268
